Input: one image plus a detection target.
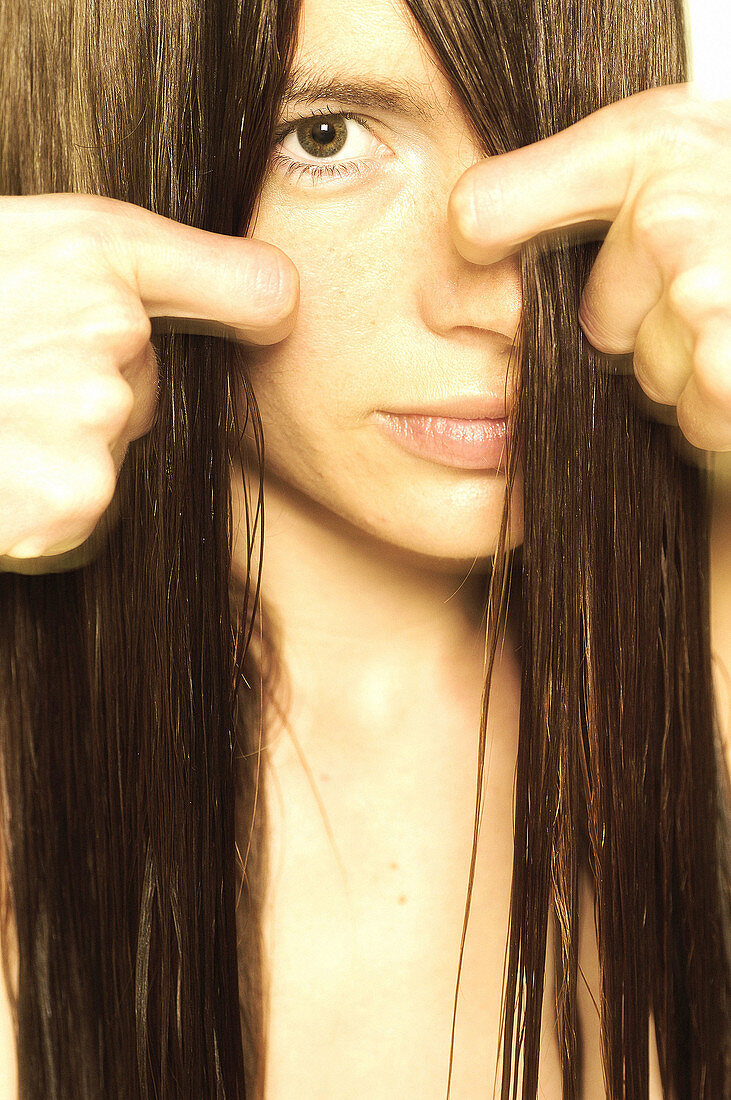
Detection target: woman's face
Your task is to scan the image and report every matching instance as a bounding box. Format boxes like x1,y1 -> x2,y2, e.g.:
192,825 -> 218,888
240,0 -> 524,568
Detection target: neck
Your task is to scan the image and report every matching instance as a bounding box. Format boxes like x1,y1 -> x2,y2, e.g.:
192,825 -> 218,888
229,459 -> 519,768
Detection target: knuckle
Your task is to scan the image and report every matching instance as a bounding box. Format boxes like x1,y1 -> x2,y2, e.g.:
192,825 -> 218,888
640,87 -> 730,163
54,456 -> 117,528
653,112 -> 707,161
633,359 -> 666,405
629,177 -> 709,258
667,266 -> 730,329
121,346 -> 161,440
694,332 -> 731,407
14,460 -> 118,557
78,297 -> 152,357
628,185 -> 668,252
2,193 -> 115,240
77,374 -> 136,438
40,204 -> 119,268
46,192 -> 120,219
136,345 -> 162,430
48,193 -> 137,240
119,305 -> 152,355
667,270 -> 703,326
26,196 -> 148,309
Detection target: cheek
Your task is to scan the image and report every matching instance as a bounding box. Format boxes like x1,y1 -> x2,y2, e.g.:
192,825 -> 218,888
247,176 -> 424,400
235,177 -> 525,561
244,231 -> 409,428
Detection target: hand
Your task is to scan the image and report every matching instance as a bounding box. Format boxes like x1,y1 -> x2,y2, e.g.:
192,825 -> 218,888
0,192 -> 299,567
448,83 -> 731,452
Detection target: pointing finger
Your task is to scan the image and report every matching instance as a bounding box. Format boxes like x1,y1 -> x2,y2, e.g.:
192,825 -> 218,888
89,199 -> 300,345
448,92 -> 651,265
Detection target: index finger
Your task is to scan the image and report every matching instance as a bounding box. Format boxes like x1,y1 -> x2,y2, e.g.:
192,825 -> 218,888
448,88 -> 660,265
92,197 -> 300,345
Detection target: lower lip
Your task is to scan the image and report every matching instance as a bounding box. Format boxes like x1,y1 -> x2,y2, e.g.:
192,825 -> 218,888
372,412 -> 508,470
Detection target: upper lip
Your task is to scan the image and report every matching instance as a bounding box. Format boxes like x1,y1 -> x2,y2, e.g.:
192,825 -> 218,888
377,394 -> 511,420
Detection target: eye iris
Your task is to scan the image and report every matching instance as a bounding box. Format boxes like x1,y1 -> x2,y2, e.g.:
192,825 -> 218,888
296,116 -> 347,158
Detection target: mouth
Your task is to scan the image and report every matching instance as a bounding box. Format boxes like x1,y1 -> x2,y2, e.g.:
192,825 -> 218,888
381,394 -> 511,420
371,409 -> 509,470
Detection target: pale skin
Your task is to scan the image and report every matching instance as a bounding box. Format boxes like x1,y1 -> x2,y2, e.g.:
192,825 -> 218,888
0,0 -> 730,1094
228,0 -> 731,775
228,1 -> 730,1096
229,2 -> 731,793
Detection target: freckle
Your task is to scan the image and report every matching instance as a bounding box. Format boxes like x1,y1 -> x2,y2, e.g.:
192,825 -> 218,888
397,894 -> 407,905
390,862 -> 398,871
320,773 -> 330,782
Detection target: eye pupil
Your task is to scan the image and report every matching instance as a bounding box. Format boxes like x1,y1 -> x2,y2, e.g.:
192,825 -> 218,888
312,122 -> 335,145
297,115 -> 348,158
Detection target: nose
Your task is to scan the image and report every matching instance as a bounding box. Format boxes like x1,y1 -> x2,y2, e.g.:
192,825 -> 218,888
416,200 -> 523,347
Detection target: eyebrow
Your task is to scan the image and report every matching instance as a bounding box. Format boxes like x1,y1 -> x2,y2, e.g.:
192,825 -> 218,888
280,66 -> 442,126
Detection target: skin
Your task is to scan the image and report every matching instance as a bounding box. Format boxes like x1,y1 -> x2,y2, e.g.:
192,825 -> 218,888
228,4 -> 531,1087
449,81 -> 731,451
229,1 -> 731,769
226,1 -> 730,1093
0,0 -> 726,1094
0,193 -> 299,564
230,0 -> 525,767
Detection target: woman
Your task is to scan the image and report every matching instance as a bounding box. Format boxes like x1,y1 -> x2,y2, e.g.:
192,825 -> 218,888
0,0 -> 728,1096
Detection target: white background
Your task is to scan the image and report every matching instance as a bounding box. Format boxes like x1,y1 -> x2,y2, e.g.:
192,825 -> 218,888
683,0 -> 731,98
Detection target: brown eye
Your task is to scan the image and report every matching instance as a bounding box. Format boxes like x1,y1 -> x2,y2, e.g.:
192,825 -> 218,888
272,112 -> 391,185
294,115 -> 348,158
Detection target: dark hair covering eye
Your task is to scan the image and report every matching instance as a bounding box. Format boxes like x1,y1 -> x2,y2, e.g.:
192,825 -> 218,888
0,0 -> 727,1097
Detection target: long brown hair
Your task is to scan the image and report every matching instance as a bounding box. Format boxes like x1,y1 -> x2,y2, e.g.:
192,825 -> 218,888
0,0 -> 728,1097
0,0 -> 299,1095
400,1 -> 731,1095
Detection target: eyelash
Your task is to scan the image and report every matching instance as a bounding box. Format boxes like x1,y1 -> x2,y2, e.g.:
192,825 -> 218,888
271,107 -> 379,184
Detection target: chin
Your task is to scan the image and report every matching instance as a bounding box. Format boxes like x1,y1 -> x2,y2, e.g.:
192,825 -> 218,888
347,471 -> 525,570
291,473 -> 525,572
236,439 -> 525,571
365,516 -> 525,573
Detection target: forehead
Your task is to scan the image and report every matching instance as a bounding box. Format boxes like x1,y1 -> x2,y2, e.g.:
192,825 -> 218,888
289,0 -> 449,104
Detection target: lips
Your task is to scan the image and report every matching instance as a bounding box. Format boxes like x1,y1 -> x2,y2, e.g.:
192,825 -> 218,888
380,394 -> 511,421
372,410 -> 509,470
